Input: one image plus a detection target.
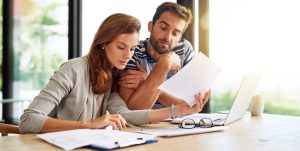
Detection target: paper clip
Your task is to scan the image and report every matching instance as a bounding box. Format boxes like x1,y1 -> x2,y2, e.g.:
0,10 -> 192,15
114,138 -> 145,147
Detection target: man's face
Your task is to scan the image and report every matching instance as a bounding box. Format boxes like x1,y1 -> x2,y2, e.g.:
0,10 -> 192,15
148,11 -> 187,54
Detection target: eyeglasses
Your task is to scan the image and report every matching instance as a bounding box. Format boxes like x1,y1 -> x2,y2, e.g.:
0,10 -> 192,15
179,118 -> 214,129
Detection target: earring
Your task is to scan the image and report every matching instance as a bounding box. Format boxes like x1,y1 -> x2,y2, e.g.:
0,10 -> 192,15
102,46 -> 105,50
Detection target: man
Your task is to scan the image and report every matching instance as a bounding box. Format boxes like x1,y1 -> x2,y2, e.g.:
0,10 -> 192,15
119,2 -> 210,110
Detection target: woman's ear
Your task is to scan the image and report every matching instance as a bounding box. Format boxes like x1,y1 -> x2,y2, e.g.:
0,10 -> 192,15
101,43 -> 107,50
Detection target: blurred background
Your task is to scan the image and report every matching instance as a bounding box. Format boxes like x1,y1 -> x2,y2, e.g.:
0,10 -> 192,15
1,0 -> 299,124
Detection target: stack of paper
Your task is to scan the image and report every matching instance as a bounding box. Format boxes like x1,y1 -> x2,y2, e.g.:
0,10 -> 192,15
37,129 -> 157,150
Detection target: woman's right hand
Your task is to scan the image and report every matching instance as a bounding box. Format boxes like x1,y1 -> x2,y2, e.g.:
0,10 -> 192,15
87,114 -> 126,131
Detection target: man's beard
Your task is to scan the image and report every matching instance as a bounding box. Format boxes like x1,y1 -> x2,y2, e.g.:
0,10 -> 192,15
149,34 -> 173,54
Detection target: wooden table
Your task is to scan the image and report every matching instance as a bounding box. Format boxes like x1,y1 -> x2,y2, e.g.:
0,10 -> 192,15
1,114 -> 300,151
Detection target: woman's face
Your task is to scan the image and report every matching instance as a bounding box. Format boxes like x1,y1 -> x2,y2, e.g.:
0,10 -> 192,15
105,32 -> 139,69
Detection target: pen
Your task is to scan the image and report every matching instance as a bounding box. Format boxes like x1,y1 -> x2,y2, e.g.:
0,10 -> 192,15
105,111 -> 113,130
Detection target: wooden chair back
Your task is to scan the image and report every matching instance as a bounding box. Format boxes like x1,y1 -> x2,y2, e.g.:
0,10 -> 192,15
0,123 -> 20,136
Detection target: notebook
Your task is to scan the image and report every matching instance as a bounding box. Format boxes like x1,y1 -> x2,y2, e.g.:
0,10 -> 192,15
37,129 -> 157,150
171,73 -> 261,126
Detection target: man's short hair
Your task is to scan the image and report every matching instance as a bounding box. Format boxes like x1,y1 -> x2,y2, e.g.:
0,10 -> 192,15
152,2 -> 192,32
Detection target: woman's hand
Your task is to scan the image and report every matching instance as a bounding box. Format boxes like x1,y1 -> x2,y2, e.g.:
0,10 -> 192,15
88,113 -> 127,131
176,91 -> 211,116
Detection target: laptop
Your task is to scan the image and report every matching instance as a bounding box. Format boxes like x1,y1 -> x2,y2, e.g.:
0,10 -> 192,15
139,126 -> 226,137
171,72 -> 261,126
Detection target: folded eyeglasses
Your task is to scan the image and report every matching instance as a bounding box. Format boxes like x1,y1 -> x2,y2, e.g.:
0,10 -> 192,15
179,118 -> 215,129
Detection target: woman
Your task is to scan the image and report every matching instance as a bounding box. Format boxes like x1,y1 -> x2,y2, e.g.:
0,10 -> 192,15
20,13 -> 209,133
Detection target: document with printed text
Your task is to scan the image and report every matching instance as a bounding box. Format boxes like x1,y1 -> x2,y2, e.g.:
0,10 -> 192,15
37,129 -> 156,150
159,52 -> 220,106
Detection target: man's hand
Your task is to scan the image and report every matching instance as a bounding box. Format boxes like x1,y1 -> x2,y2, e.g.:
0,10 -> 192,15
159,52 -> 181,72
148,49 -> 181,72
119,61 -> 147,89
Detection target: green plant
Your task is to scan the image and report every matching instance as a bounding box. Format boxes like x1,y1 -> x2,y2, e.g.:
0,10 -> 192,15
210,90 -> 235,112
264,98 -> 300,116
15,1 -> 65,90
211,90 -> 300,116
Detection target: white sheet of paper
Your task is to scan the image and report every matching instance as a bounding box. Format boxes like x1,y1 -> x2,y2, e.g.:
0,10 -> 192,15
37,129 -> 156,150
159,52 -> 220,106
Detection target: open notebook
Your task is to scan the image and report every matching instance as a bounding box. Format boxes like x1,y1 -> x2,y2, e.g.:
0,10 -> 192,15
171,73 -> 261,126
37,129 -> 157,150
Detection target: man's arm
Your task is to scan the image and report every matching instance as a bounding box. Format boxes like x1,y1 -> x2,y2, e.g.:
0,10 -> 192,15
153,40 -> 197,107
119,57 -> 171,109
156,39 -> 197,107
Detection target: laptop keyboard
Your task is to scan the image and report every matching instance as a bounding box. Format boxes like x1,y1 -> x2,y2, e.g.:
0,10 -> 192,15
139,126 -> 226,137
179,113 -> 227,121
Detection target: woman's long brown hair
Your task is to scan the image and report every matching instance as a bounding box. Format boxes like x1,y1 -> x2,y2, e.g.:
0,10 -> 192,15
87,13 -> 141,94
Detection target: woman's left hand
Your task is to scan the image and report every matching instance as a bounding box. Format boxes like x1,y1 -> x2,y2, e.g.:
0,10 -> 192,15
176,90 -> 210,116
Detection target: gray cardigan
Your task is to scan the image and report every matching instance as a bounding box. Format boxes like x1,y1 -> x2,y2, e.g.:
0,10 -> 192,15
19,56 -> 149,133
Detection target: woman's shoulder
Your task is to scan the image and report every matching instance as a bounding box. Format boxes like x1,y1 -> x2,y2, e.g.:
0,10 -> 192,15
57,56 -> 89,76
62,56 -> 88,67
60,56 -> 88,69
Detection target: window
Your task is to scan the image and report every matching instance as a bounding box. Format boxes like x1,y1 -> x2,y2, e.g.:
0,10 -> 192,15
9,0 -> 68,121
82,0 -> 176,55
210,0 -> 300,115
0,0 -> 3,120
